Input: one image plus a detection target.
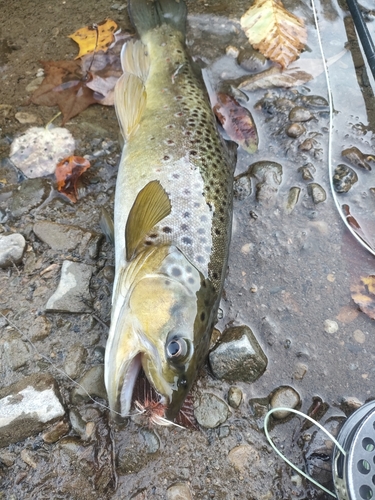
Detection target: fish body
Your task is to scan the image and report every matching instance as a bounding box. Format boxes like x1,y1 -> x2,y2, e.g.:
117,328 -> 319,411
104,0 -> 235,422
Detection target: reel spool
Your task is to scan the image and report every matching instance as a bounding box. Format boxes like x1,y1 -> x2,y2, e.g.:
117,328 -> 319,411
333,401 -> 375,500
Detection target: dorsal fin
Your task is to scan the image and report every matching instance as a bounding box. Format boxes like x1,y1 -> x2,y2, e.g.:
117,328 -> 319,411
114,72 -> 146,140
121,40 -> 150,81
114,41 -> 149,141
125,181 -> 172,261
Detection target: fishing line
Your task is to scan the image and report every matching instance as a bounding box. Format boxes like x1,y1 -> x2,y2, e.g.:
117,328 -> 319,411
264,407 -> 346,498
310,0 -> 375,257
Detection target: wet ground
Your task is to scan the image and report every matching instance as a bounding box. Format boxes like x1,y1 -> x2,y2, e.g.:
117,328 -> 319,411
1,0 -> 375,499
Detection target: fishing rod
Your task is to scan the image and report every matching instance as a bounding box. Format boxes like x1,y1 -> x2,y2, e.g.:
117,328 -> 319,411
346,0 -> 375,79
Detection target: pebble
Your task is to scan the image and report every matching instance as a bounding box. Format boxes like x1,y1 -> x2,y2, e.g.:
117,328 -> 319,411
0,374 -> 65,447
250,161 -> 283,206
45,260 -> 94,313
288,106 -> 313,122
308,183 -> 326,204
227,444 -> 259,473
286,186 -> 300,214
342,146 -> 373,171
269,386 -> 300,419
0,449 -> 17,467
64,344 -> 87,379
353,329 -> 366,344
25,77 -> 44,93
237,47 -> 269,73
324,319 -> 338,334
69,408 -> 88,439
20,449 -> 37,468
225,45 -> 239,58
1,334 -> 31,370
293,362 -> 308,381
286,123 -> 306,138
33,221 -> 102,259
10,178 -> 52,218
194,393 -> 230,429
209,325 -> 268,383
29,315 -> 51,341
228,386 -> 243,409
341,396 -> 363,414
233,174 -> 251,200
0,233 -> 26,268
14,112 -> 39,124
166,482 -> 193,500
298,163 -> 315,181
42,419 -> 70,443
332,164 -> 358,193
70,365 -> 107,404
141,429 -> 160,454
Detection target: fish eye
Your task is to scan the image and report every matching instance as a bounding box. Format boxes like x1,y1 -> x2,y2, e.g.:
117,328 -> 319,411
166,336 -> 189,362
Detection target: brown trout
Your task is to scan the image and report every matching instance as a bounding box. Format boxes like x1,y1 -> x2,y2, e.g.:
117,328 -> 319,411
104,0 -> 236,423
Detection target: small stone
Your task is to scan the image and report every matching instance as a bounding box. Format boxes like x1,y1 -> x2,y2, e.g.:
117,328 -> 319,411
194,393 -> 229,429
0,449 -> 17,467
69,408 -> 87,439
353,329 -> 366,344
327,273 -> 335,282
286,186 -> 300,214
227,444 -> 259,473
29,315 -> 51,341
0,374 -> 65,447
141,429 -> 160,454
286,123 -> 306,138
332,164 -> 358,193
20,449 -> 37,468
233,174 -> 251,200
64,344 -> 87,379
33,221 -> 102,259
270,386 -> 300,419
0,233 -> 26,268
293,362 -> 308,381
209,325 -> 267,383
26,77 -> 44,93
289,106 -> 313,122
298,164 -> 315,181
10,178 -> 52,218
71,365 -> 107,404
42,420 -> 70,443
15,112 -> 39,124
45,260 -> 94,313
226,45 -> 239,58
218,425 -> 230,438
166,482 -> 193,500
324,319 -> 338,334
228,386 -> 243,409
2,333 -> 32,370
308,183 -> 326,204
341,396 -> 363,414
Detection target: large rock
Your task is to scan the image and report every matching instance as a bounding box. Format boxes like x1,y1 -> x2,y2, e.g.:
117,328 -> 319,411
45,260 -> 93,313
33,221 -> 102,259
209,325 -> 267,383
0,233 -> 26,268
0,374 -> 65,447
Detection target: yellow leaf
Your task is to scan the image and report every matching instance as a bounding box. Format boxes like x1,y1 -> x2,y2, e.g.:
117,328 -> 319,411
350,275 -> 375,320
68,19 -> 118,59
241,0 -> 307,69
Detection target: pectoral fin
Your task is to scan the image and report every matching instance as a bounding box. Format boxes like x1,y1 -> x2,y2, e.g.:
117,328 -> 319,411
114,72 -> 146,140
125,181 -> 172,261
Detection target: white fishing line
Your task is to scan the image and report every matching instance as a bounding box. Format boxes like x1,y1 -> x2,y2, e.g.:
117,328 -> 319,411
264,407 -> 346,498
310,0 -> 375,256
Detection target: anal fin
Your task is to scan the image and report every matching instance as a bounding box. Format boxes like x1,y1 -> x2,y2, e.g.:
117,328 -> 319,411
126,181 -> 172,261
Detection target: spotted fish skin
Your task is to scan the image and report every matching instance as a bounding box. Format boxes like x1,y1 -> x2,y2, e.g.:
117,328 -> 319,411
104,0 -> 235,422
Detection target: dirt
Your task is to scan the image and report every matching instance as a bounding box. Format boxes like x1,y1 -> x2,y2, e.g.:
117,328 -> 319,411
1,0 -> 375,499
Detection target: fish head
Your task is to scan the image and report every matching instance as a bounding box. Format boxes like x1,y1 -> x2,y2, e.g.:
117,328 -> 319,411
105,245 -> 216,422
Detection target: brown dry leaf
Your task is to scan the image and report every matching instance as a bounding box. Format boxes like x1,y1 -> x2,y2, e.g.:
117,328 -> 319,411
240,0 -> 307,69
342,204 -> 375,252
55,156 -> 90,203
213,93 -> 258,154
31,60 -> 97,124
351,275 -> 375,320
68,19 -> 118,59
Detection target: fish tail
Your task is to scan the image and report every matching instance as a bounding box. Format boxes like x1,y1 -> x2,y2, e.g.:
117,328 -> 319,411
128,0 -> 187,37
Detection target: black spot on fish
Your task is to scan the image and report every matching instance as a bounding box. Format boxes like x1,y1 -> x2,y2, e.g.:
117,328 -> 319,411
172,173 -> 180,179
163,155 -> 170,161
149,233 -> 158,239
197,228 -> 205,234
162,226 -> 172,233
171,267 -> 182,277
196,255 -> 205,264
186,266 -> 192,273
188,277 -> 195,284
181,223 -> 188,231
215,229 -> 221,235
190,150 -> 197,156
212,272 -> 219,280
182,237 -> 192,245
200,312 -> 206,322
183,212 -> 190,218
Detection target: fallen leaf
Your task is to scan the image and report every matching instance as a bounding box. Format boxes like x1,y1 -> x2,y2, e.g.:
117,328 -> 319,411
342,146 -> 375,171
240,0 -> 307,69
55,156 -> 90,203
68,19 -> 118,59
9,126 -> 75,178
351,275 -> 375,320
238,49 -> 347,91
31,60 -> 97,124
80,32 -> 130,105
213,93 -> 258,153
